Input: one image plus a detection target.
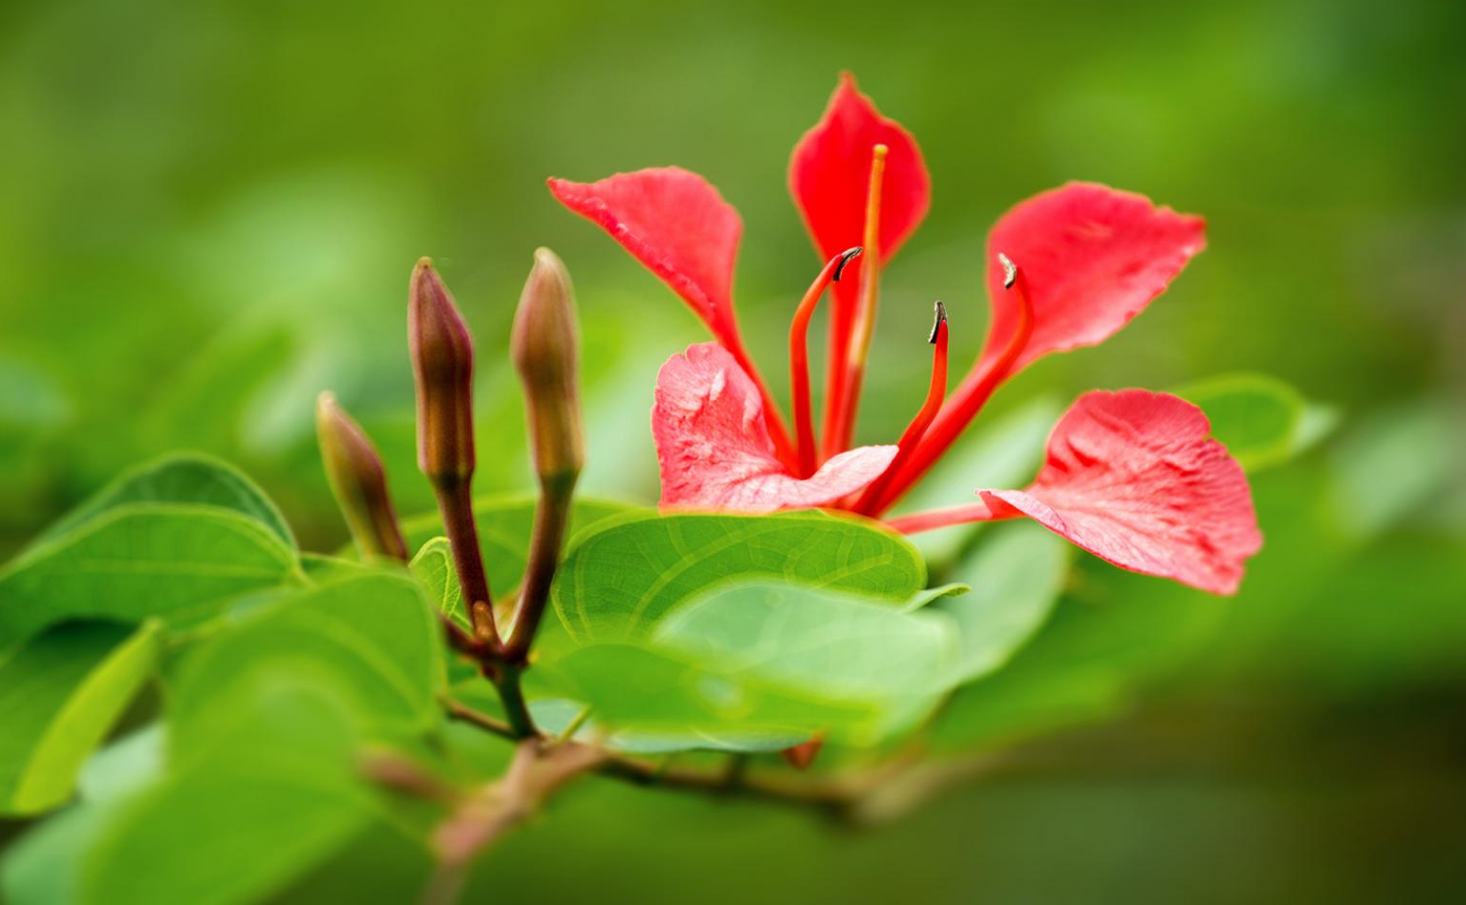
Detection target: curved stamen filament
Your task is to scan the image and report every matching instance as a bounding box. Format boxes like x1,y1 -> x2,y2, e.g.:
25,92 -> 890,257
823,143 -> 888,459
885,500 -> 1005,534
852,301 -> 949,514
867,253 -> 1035,515
790,247 -> 863,477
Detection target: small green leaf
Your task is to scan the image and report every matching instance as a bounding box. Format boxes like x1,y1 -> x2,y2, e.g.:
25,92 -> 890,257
299,553 -> 370,583
169,572 -> 445,751
1174,372 -> 1331,472
408,537 -> 468,632
552,510 -> 926,643
80,684 -> 374,905
0,505 -> 301,644
32,453 -> 295,551
935,523 -> 1070,685
657,580 -> 959,702
1,729 -> 164,905
0,621 -> 161,815
538,643 -> 875,748
400,494 -> 629,594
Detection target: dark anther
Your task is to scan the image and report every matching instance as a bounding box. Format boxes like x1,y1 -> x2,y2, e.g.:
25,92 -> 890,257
928,300 -> 948,344
834,246 -> 864,282
998,253 -> 1017,290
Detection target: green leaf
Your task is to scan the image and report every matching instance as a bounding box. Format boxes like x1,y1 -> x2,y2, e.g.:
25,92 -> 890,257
32,453 -> 295,551
17,575 -> 451,905
169,572 -> 445,751
299,552 -> 371,583
552,510 -> 926,643
399,494 -> 630,594
1,729 -> 164,905
1174,372 -> 1332,472
538,643 -> 875,748
935,523 -> 1070,685
658,580 -> 959,702
408,537 -> 468,632
0,505 -> 301,644
80,683 -> 374,905
0,621 -> 161,816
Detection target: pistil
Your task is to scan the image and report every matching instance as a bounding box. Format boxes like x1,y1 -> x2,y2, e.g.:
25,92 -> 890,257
823,143 -> 888,458
790,247 -> 863,477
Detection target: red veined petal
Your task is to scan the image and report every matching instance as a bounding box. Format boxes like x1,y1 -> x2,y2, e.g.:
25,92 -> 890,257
979,182 -> 1206,376
789,72 -> 930,264
653,343 -> 897,513
549,168 -> 743,345
979,389 -> 1261,595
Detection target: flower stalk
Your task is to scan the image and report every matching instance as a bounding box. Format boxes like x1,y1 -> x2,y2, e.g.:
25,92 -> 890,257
502,248 -> 584,665
410,258 -> 499,648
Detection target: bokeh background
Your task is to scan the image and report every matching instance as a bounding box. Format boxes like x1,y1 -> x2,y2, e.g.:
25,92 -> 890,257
2,0 -> 1463,901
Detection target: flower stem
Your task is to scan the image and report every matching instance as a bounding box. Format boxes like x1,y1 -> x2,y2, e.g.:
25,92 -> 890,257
433,479 -> 500,648
500,473 -> 575,664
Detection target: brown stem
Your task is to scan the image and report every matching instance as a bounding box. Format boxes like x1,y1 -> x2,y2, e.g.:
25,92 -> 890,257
437,696 -> 955,823
442,697 -> 515,739
433,478 -> 498,647
423,738 -> 610,903
491,664 -> 537,739
501,474 -> 575,663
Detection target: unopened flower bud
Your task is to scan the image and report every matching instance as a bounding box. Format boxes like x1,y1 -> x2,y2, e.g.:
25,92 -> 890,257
315,391 -> 409,561
512,248 -> 584,486
409,258 -> 476,485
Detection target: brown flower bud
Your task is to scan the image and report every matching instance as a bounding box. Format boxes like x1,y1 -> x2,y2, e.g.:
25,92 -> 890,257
511,248 -> 584,486
315,391 -> 409,561
409,258 -> 476,485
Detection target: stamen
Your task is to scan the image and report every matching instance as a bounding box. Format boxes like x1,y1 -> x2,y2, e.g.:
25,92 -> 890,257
999,252 -> 1017,289
791,247 -> 863,477
823,143 -> 888,459
852,300 -> 948,514
866,254 -> 1036,515
885,500 -> 1003,534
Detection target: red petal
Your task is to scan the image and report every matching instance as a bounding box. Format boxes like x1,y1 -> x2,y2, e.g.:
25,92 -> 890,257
980,183 -> 1206,376
788,73 -> 931,265
980,390 -> 1261,595
653,343 -> 897,513
549,168 -> 743,345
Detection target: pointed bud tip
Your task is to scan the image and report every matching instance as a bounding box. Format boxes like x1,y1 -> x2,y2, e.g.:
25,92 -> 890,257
408,259 -> 476,483
514,249 -> 583,481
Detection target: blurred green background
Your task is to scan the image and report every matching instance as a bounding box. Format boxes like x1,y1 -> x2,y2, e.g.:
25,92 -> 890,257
1,0 -> 1463,901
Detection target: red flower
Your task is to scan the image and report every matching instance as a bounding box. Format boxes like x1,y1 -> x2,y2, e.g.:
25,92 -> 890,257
550,73 -> 1260,594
